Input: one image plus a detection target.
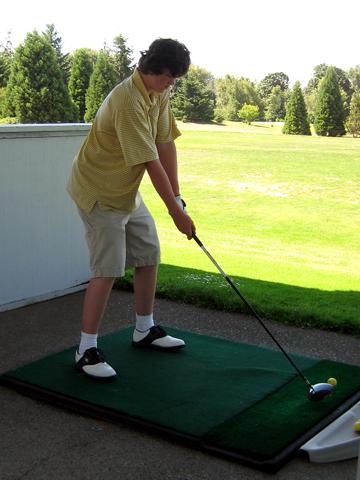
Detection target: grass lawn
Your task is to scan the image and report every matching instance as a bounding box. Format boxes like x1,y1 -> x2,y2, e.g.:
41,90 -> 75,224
116,122 -> 360,335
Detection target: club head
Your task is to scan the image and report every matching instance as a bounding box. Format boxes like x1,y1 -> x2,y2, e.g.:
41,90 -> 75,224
308,382 -> 334,402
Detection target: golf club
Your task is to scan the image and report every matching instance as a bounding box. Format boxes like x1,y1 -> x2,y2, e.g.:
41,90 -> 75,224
192,233 -> 333,402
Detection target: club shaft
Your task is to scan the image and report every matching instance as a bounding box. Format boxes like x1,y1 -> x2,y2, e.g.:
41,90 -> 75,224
193,234 -> 312,389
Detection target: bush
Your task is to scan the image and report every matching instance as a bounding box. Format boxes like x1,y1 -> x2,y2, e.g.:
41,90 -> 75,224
238,104 -> 259,124
213,110 -> 225,123
0,116 -> 18,124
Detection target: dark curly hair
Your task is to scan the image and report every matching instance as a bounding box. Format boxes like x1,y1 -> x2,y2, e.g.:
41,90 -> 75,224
138,38 -> 191,78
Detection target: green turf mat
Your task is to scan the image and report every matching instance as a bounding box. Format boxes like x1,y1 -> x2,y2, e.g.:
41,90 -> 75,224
1,327 -> 359,472
205,360 -> 360,460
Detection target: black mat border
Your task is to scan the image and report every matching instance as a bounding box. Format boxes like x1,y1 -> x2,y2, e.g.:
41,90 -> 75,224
1,374 -> 359,473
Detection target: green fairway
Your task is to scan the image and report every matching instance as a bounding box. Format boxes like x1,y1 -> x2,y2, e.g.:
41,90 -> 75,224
117,122 -> 360,334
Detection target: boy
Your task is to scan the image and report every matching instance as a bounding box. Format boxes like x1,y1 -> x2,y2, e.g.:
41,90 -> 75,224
67,38 -> 196,380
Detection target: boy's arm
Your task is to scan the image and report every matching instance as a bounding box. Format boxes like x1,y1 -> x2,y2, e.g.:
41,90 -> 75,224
145,159 -> 195,239
156,141 -> 180,197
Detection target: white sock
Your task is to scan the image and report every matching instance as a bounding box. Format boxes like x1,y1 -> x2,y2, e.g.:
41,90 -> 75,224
79,331 -> 98,355
135,313 -> 154,332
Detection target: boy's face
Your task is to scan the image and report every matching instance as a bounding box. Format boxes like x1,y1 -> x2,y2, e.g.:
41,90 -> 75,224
143,69 -> 177,94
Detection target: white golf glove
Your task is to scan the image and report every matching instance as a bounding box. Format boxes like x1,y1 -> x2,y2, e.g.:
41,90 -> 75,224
175,195 -> 187,212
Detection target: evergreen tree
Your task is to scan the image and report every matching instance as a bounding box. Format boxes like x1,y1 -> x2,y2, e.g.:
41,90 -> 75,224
0,56 -> 8,88
0,87 -> 6,117
43,24 -> 72,85
111,34 -> 134,83
0,32 -> 13,88
283,81 -> 311,135
304,90 -> 317,124
306,63 -> 352,118
265,85 -> 286,121
69,48 -> 96,122
346,91 -> 360,137
348,65 -> 360,92
314,67 -> 345,136
171,66 -> 215,122
84,49 -> 118,122
4,31 -> 78,123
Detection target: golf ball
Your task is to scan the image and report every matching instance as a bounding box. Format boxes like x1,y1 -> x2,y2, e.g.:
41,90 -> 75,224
354,420 -> 360,433
327,377 -> 337,387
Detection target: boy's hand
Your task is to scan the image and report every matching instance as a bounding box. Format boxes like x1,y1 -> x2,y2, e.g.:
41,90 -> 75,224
170,208 -> 195,240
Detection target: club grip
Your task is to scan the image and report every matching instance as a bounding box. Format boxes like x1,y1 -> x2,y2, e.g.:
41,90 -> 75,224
192,234 -> 203,247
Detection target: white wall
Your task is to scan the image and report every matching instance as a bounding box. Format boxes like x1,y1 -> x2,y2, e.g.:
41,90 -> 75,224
0,124 -> 91,312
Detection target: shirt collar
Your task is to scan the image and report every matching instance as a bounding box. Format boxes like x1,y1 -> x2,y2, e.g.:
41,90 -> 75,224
132,68 -> 155,107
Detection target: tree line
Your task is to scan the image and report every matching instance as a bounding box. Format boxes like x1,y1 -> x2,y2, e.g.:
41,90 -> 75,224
0,26 -> 133,124
0,26 -> 359,137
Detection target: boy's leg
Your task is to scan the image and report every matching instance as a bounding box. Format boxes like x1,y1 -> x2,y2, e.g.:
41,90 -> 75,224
74,204 -> 127,380
82,277 -> 116,333
75,277 -> 118,380
134,265 -> 157,315
126,200 -> 185,350
132,264 -> 185,350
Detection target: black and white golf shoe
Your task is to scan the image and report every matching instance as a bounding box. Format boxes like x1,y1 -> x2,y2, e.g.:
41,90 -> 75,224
132,325 -> 185,351
75,347 -> 117,380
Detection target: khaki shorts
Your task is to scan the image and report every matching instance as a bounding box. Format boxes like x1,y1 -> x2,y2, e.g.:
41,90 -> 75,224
77,201 -> 160,278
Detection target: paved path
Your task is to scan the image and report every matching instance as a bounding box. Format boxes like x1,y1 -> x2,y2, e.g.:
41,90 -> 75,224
0,289 -> 358,480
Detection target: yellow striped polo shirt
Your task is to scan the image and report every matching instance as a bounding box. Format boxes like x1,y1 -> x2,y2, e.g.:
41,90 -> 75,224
67,68 -> 181,213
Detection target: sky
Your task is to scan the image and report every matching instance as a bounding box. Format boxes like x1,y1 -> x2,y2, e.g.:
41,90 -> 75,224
1,0 -> 359,87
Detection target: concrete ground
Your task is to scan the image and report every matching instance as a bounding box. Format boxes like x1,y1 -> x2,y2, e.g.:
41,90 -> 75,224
0,289 -> 359,480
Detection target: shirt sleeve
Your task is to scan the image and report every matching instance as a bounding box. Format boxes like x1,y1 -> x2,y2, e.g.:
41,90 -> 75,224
113,101 -> 159,167
156,93 -> 181,143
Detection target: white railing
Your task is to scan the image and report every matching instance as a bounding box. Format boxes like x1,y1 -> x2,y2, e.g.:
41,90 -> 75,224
0,124 -> 91,312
